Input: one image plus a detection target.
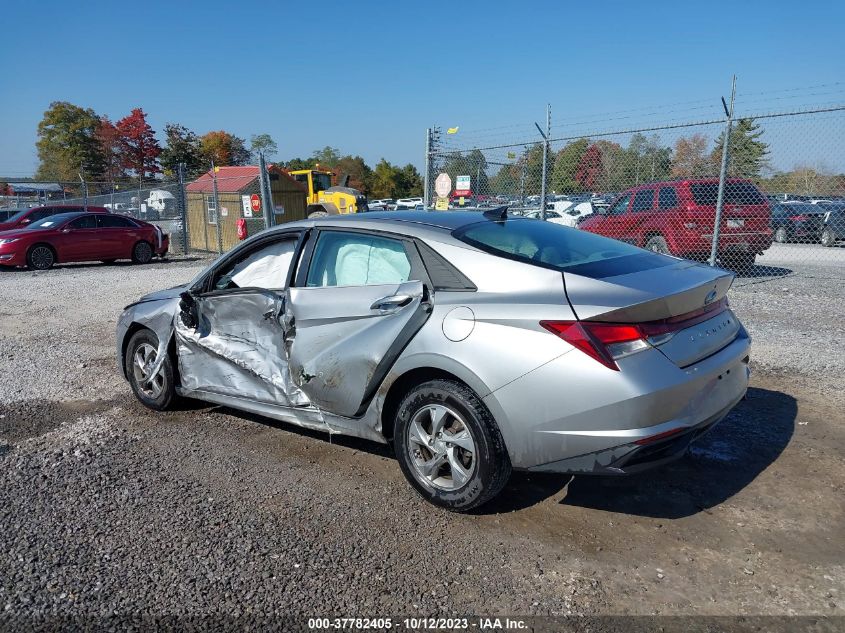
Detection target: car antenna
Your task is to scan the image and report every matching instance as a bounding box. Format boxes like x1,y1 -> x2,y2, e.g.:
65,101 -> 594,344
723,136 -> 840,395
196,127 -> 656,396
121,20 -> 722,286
482,205 -> 509,221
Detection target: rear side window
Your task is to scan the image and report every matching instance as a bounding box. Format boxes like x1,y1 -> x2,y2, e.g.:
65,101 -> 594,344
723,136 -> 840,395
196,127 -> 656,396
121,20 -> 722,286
607,193 -> 630,216
306,231 -> 411,287
658,186 -> 678,210
98,215 -> 136,228
455,219 -> 670,278
690,182 -> 766,206
631,190 -> 655,212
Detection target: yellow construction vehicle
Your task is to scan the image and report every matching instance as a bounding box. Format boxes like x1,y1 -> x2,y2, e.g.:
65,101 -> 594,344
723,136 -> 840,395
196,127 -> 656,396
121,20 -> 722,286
288,167 -> 369,218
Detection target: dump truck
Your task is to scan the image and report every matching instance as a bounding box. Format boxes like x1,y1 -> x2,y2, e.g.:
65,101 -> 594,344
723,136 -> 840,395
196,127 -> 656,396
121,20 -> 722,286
288,168 -> 368,218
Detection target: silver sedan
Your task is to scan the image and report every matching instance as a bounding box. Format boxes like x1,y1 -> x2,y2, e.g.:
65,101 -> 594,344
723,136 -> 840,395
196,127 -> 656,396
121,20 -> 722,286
117,210 -> 750,511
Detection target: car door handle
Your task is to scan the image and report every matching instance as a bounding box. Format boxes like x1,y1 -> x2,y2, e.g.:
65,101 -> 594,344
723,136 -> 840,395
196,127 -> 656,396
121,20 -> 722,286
370,294 -> 413,312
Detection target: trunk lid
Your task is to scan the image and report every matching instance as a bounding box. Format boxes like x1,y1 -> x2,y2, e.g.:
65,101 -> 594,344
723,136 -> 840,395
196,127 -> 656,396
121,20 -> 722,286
563,258 -> 738,367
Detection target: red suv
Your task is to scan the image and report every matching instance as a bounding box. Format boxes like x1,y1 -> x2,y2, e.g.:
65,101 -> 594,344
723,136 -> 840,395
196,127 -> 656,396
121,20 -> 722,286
0,205 -> 110,233
579,179 -> 772,268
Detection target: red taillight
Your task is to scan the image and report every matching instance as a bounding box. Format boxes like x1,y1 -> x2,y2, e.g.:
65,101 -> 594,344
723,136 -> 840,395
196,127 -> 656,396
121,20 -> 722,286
788,214 -> 807,221
540,321 -> 646,371
541,298 -> 729,370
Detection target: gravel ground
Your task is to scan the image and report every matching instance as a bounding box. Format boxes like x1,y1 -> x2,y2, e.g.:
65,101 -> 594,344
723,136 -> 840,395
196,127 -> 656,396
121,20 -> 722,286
1,251 -> 843,627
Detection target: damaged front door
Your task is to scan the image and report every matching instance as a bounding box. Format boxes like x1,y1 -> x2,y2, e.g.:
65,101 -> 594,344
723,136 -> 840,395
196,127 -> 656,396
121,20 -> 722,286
283,229 -> 432,418
175,232 -> 308,406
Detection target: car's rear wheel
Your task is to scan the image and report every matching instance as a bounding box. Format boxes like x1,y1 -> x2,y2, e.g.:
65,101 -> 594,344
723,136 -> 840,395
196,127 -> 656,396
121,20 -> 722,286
132,241 -> 153,264
27,244 -> 55,270
393,379 -> 511,512
774,226 -> 789,243
125,329 -> 176,411
644,235 -> 670,254
821,228 -> 837,247
307,209 -> 329,219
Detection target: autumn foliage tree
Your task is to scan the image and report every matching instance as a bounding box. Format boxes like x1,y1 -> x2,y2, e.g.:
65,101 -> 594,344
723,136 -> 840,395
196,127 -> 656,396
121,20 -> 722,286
115,108 -> 161,179
35,101 -> 106,181
96,116 -> 124,181
200,131 -> 251,167
671,134 -> 711,178
576,143 -> 603,191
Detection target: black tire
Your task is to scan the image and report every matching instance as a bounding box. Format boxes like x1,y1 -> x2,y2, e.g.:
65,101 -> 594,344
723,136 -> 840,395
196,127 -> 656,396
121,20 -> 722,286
131,241 -> 153,264
644,235 -> 671,255
124,329 -> 176,411
821,228 -> 837,247
393,379 -> 512,512
774,226 -> 789,243
26,244 -> 55,270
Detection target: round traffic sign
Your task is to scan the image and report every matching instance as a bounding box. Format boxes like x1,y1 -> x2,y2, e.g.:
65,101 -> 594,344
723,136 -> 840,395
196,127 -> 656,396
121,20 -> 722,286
250,194 -> 261,213
434,173 -> 452,198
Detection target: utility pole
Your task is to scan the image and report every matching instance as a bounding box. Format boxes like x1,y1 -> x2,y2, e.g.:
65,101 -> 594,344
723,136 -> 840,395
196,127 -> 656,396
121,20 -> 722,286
709,75 -> 737,267
535,104 -> 551,220
423,128 -> 431,208
79,173 -> 88,212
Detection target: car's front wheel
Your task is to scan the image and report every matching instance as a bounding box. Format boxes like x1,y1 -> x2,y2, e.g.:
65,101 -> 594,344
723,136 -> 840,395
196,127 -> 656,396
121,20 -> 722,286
393,379 -> 511,512
774,226 -> 789,243
644,235 -> 670,255
27,244 -> 55,270
125,329 -> 176,410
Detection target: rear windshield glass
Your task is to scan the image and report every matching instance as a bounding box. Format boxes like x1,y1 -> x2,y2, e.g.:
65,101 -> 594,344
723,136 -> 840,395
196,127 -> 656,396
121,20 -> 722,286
454,218 -> 671,278
690,182 -> 765,206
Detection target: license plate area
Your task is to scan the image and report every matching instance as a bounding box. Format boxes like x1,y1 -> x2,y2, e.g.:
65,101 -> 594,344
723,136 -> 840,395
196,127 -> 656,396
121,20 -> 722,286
727,219 -> 744,228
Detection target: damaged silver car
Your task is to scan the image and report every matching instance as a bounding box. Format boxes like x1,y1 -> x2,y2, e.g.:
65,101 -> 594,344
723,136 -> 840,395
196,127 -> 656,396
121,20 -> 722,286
117,210 -> 751,511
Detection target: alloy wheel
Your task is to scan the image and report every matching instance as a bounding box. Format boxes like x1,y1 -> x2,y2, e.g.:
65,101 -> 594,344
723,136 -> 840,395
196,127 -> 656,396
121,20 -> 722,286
134,242 -> 153,263
407,404 -> 476,491
132,343 -> 165,398
30,246 -> 54,269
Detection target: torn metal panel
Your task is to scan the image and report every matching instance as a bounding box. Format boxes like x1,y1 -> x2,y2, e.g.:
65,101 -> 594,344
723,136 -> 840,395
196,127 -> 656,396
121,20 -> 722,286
175,290 -> 310,408
115,291 -> 182,384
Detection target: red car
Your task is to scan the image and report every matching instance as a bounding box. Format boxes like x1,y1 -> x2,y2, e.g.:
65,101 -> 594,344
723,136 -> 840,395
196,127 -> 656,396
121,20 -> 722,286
0,211 -> 168,270
579,178 -> 772,268
0,204 -> 110,233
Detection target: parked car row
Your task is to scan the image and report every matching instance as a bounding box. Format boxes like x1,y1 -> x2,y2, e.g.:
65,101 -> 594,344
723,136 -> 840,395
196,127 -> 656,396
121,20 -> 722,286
0,205 -> 169,270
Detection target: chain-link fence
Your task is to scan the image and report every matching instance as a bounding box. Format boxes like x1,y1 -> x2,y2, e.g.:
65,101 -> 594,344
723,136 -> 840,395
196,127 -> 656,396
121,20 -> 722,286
425,104 -> 845,283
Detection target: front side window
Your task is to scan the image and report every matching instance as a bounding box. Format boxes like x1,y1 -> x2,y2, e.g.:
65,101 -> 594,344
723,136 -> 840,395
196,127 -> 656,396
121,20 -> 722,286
312,172 -> 332,193
631,189 -> 655,213
206,195 -> 217,225
213,238 -> 298,291
306,231 -> 411,287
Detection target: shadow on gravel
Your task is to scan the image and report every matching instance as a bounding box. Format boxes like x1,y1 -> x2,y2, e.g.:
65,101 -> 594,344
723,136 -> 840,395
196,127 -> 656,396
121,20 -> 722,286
214,406 -> 395,459
0,257 -> 205,273
559,386 -> 796,519
733,264 -> 793,279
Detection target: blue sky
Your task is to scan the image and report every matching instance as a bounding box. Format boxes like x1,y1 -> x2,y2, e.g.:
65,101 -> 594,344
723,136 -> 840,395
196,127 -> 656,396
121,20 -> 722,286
1,0 -> 843,177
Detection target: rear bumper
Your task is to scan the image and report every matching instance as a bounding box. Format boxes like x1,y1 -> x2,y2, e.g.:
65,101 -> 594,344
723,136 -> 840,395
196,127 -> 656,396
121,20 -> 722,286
484,327 -> 751,472
677,230 -> 772,256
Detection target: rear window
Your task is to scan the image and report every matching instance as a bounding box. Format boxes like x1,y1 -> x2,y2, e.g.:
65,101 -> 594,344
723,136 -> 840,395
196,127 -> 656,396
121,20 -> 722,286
690,182 -> 766,206
454,218 -> 672,278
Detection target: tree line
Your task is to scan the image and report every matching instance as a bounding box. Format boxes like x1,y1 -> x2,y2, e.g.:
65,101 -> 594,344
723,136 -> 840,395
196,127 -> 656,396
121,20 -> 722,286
28,101 -> 423,198
443,120 -> 843,197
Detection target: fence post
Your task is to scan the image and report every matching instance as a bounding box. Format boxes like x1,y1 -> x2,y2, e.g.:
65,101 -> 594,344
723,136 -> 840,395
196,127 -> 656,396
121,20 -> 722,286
423,127 -> 431,208
258,152 -> 272,231
211,161 -> 223,254
79,173 -> 88,212
535,104 -> 551,220
709,76 -> 737,267
177,162 -> 189,254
